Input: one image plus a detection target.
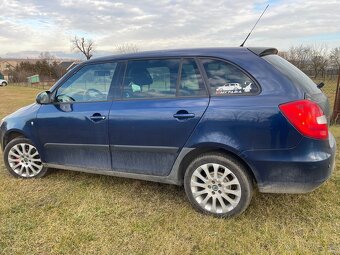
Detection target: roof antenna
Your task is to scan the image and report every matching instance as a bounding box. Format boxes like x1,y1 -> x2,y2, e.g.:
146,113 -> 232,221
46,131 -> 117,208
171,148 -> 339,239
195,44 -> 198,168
240,4 -> 269,47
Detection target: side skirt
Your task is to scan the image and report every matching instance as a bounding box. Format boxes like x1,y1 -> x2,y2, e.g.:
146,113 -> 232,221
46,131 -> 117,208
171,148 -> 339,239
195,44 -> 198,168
43,147 -> 195,186
44,163 -> 182,185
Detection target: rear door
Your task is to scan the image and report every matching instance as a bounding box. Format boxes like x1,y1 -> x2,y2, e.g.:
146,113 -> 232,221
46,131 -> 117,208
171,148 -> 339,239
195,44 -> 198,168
109,58 -> 209,176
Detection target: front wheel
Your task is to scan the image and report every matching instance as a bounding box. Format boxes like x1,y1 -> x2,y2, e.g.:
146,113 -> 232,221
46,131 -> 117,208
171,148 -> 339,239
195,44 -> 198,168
184,153 -> 253,218
4,138 -> 48,178
1,82 -> 7,86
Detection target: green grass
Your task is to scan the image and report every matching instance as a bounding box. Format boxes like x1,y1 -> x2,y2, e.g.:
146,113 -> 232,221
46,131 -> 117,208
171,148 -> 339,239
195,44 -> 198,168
0,84 -> 339,255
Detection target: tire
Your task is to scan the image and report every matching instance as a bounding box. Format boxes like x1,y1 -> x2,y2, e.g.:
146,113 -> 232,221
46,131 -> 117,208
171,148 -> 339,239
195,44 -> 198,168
184,153 -> 253,218
3,138 -> 48,178
1,82 -> 7,86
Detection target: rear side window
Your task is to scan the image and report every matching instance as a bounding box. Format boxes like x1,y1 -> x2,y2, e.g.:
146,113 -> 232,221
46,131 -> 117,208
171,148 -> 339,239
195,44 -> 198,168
123,59 -> 180,99
201,58 -> 259,96
263,55 -> 320,95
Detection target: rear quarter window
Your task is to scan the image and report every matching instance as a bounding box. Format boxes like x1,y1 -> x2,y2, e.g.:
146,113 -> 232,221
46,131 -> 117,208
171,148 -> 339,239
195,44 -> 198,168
200,58 -> 260,96
262,55 -> 321,95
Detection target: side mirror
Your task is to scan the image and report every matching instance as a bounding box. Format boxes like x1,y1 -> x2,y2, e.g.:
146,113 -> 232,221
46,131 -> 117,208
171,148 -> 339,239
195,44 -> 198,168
36,91 -> 51,104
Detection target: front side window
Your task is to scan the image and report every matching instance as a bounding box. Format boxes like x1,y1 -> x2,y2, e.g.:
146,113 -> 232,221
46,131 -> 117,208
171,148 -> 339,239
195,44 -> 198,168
201,58 -> 259,96
122,59 -> 180,99
56,62 -> 117,103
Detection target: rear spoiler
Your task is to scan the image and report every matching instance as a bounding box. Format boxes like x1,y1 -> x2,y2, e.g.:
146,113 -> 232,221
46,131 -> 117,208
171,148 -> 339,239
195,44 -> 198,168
247,47 -> 278,57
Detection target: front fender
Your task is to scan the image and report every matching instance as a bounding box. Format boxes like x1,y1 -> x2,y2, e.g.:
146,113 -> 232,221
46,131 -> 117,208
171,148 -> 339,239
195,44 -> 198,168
0,103 -> 41,152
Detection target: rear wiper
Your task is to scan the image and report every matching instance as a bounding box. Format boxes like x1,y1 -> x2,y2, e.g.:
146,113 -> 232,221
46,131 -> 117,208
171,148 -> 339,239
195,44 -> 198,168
317,82 -> 325,89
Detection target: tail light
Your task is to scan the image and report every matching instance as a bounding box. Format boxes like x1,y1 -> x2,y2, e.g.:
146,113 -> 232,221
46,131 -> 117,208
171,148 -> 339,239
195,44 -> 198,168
279,100 -> 328,140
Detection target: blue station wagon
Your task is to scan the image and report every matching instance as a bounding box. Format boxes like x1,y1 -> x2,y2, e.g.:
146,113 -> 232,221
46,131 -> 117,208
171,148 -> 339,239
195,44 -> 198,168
0,47 -> 336,217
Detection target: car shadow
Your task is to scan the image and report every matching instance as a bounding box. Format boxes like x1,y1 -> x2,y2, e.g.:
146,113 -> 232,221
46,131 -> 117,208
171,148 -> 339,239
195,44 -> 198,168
46,168 -> 332,221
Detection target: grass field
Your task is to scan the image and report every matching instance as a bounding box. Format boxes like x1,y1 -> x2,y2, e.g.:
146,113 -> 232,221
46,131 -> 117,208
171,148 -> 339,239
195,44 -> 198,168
0,83 -> 339,255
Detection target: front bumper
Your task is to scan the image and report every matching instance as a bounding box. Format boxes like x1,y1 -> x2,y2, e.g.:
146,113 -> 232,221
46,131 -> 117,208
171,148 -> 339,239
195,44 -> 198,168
242,132 -> 336,193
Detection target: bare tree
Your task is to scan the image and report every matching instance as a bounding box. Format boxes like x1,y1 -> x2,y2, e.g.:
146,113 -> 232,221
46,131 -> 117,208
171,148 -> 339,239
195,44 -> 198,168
71,36 -> 94,60
330,47 -> 340,68
278,51 -> 289,59
280,45 -> 340,79
115,43 -> 139,54
39,52 -> 56,67
286,45 -> 312,72
310,45 -> 328,79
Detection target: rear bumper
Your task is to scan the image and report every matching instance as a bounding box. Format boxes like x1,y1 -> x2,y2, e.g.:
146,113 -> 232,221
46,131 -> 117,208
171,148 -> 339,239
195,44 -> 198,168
242,132 -> 336,193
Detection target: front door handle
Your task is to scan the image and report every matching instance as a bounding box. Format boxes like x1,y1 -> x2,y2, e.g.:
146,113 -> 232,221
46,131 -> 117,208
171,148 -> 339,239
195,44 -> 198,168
173,110 -> 195,120
89,113 -> 106,122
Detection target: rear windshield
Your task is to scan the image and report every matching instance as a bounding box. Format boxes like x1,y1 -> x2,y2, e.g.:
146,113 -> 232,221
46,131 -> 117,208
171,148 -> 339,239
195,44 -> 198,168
262,55 -> 320,95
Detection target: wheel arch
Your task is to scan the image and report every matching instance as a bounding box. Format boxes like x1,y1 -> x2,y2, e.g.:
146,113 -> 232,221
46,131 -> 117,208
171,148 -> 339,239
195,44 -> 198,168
176,145 -> 259,186
3,130 -> 27,149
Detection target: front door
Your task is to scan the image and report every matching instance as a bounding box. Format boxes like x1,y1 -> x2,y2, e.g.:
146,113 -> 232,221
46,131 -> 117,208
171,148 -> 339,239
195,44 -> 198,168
109,58 -> 209,176
36,62 -> 121,170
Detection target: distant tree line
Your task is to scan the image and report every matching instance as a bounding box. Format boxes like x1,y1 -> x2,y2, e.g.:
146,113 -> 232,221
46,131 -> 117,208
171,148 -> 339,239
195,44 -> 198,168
8,35 -> 141,83
8,40 -> 340,83
71,36 -> 339,81
8,36 -> 142,83
279,45 -> 340,79
9,52 -> 67,83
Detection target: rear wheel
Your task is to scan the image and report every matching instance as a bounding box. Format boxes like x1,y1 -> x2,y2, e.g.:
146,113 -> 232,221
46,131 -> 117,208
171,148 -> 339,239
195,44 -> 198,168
184,153 -> 253,217
1,82 -> 7,86
3,138 -> 48,178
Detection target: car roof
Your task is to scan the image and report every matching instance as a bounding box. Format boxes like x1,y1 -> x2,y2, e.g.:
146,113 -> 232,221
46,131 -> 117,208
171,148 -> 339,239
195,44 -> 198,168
88,47 -> 278,63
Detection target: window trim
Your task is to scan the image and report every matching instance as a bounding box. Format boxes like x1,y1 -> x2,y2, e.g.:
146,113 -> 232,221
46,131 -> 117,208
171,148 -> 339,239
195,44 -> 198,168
49,56 -> 260,104
110,95 -> 209,103
176,58 -> 209,98
108,62 -> 125,101
195,57 -> 210,97
198,57 -> 262,97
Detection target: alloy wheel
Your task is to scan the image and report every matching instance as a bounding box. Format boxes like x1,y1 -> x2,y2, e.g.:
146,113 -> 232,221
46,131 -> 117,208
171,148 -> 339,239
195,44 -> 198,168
190,163 -> 242,214
7,143 -> 43,177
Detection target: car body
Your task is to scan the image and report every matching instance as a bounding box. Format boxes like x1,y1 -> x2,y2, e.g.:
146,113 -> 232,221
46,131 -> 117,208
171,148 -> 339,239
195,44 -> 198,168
0,47 -> 336,217
0,79 -> 8,86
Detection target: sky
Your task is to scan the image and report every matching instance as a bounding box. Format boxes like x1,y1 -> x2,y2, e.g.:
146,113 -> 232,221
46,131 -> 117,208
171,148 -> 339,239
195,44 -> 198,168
0,0 -> 339,59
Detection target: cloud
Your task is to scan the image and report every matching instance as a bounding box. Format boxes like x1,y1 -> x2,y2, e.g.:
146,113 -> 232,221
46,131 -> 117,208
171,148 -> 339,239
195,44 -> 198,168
0,0 -> 339,58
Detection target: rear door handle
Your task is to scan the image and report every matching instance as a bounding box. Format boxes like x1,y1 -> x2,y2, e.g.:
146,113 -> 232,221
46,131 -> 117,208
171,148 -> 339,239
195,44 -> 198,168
173,110 -> 195,120
89,113 -> 106,122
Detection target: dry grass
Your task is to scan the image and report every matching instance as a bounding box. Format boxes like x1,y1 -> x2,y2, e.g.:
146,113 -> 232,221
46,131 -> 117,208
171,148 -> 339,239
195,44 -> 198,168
314,78 -> 338,111
0,84 -> 339,255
